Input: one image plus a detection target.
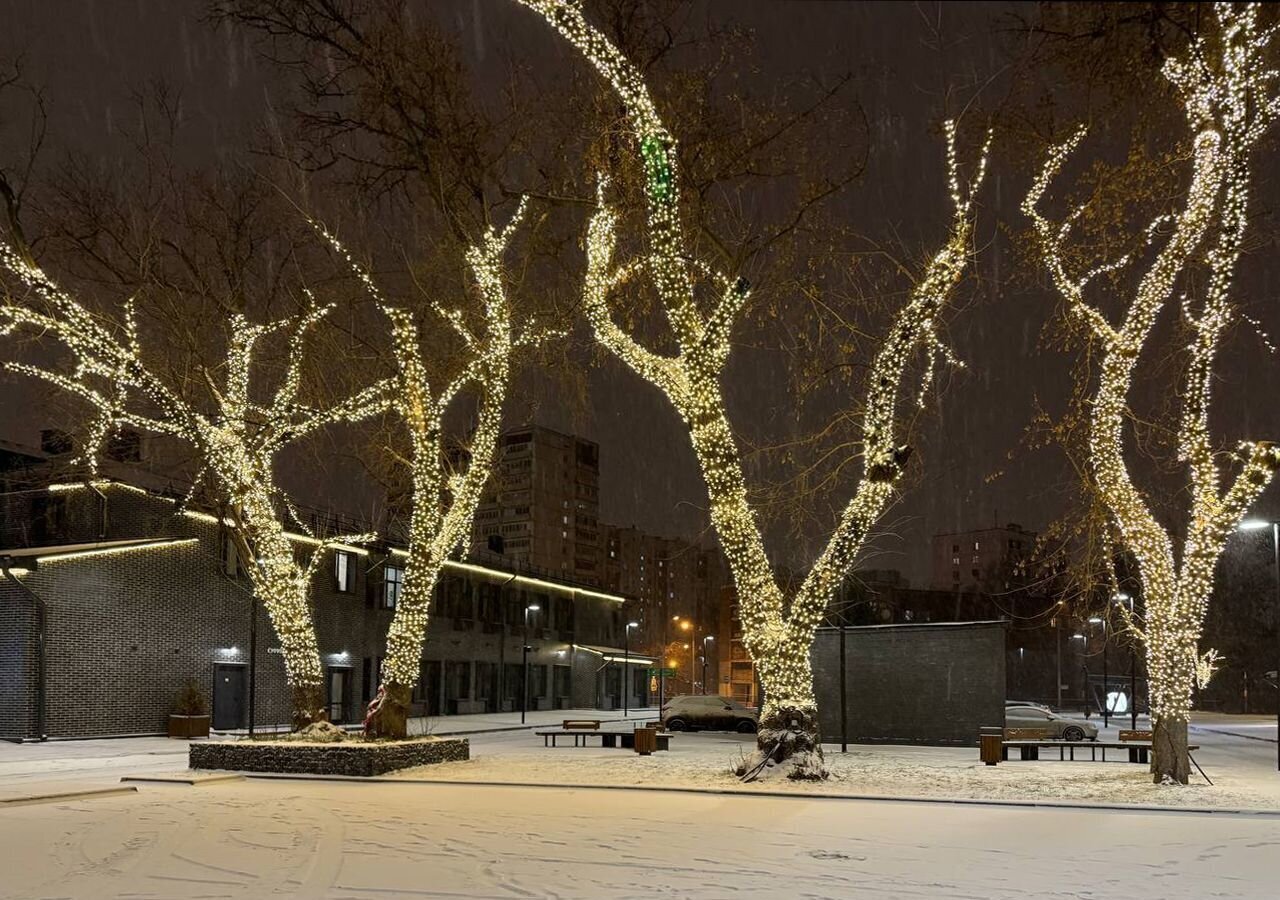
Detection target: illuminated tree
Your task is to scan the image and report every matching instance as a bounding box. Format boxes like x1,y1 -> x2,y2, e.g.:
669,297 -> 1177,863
0,229 -> 388,729
1024,3 -> 1280,783
518,0 -> 989,779
312,205 -> 537,739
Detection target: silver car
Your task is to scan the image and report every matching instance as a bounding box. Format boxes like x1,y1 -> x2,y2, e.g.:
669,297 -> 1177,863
1005,704 -> 1098,741
661,695 -> 758,733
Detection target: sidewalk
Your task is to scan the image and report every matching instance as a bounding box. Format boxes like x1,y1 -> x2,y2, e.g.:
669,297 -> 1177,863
415,707 -> 661,736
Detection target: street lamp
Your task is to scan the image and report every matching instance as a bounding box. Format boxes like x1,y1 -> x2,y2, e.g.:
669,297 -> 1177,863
1115,592 -> 1138,729
623,621 -> 639,717
521,604 -> 539,725
702,635 -> 714,695
1238,518 -> 1279,771
1089,616 -> 1109,727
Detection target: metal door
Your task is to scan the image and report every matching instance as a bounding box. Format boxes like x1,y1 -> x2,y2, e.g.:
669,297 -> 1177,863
212,665 -> 246,730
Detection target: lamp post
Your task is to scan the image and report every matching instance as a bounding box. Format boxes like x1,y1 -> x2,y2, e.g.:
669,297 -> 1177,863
1072,633 -> 1087,715
1115,592 -> 1137,730
1238,519 -> 1279,771
1089,616 -> 1108,727
521,603 -> 539,725
623,620 -> 638,717
702,635 -> 714,695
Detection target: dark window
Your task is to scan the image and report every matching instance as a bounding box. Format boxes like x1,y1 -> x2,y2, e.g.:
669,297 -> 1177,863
105,429 -> 142,462
40,429 -> 74,456
383,565 -> 404,609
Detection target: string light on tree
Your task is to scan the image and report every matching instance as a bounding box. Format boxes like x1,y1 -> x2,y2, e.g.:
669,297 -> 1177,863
313,204 -> 547,739
1023,2 -> 1280,784
0,234 -> 394,728
518,0 -> 990,779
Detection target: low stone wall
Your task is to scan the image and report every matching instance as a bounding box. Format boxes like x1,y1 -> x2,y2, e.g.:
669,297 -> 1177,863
190,737 -> 469,777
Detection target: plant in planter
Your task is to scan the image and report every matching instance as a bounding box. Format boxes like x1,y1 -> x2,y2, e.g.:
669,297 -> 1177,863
168,680 -> 211,739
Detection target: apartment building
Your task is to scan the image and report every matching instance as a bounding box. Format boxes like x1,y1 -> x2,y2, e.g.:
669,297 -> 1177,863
931,522 -> 1037,592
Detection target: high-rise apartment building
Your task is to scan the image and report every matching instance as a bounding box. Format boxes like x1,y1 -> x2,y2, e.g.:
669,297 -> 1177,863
472,426 -> 601,585
931,523 -> 1036,592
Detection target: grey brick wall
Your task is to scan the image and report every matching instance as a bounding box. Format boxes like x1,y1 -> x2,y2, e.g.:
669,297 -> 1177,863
812,621 -> 1006,746
0,482 -> 633,737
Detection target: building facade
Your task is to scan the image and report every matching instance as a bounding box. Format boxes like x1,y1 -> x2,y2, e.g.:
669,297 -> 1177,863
0,475 -> 652,740
472,426 -> 601,587
931,523 -> 1036,592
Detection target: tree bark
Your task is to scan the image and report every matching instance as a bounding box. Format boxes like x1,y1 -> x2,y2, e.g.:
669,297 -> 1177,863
736,701 -> 826,781
291,682 -> 328,731
364,682 -> 412,739
1151,715 -> 1191,784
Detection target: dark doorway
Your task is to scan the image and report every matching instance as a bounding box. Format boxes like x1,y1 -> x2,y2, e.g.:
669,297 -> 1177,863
417,660 -> 443,717
326,667 -> 352,724
212,664 -> 246,730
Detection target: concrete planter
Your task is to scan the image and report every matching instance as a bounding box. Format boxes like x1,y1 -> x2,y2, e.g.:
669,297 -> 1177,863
189,737 -> 469,776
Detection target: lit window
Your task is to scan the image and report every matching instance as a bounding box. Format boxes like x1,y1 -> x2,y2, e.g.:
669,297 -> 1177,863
334,550 -> 355,593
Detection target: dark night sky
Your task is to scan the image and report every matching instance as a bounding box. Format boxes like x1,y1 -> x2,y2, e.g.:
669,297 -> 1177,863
1,1 -> 1277,585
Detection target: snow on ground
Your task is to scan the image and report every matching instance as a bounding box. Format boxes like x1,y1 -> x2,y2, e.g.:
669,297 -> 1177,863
2,776 -> 1277,899
393,723 -> 1280,812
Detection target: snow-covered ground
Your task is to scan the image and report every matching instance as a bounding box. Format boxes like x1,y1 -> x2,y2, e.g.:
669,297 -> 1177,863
1,714 -> 1277,898
393,723 -> 1280,812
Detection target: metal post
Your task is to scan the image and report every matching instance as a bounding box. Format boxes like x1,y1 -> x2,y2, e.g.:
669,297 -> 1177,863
1130,646 -> 1137,731
1102,621 -> 1109,728
839,624 -> 848,753
1056,619 -> 1062,710
1273,522 -> 1279,772
521,606 -> 529,725
623,627 -> 629,718
248,593 -> 258,736
690,634 -> 696,695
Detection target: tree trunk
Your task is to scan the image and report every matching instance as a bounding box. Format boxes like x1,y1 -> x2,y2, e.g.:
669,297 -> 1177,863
736,701 -> 826,781
1151,714 -> 1191,784
291,682 -> 327,731
364,682 -> 412,739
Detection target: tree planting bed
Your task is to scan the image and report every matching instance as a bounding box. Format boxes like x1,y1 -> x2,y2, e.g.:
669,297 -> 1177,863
190,737 -> 469,777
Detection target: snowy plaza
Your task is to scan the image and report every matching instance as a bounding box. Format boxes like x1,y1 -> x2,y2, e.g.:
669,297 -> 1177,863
2,712 -> 1279,898
4,1 -> 1280,897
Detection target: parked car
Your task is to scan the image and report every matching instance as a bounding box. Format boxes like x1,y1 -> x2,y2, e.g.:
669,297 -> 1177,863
1005,704 -> 1098,741
1005,699 -> 1051,711
661,695 -> 758,733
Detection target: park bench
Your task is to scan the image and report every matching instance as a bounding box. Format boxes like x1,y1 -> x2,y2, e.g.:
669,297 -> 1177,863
1119,729 -> 1152,764
980,725 -> 1197,766
535,725 -> 671,751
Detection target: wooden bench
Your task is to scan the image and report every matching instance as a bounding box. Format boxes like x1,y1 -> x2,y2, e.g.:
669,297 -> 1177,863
562,719 -> 600,731
1119,729 -> 1153,764
535,728 -> 672,751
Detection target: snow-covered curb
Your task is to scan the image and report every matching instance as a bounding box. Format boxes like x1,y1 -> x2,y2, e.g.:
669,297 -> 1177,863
239,772 -> 1280,817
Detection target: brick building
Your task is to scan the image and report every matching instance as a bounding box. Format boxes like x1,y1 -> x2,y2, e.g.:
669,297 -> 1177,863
0,469 -> 653,740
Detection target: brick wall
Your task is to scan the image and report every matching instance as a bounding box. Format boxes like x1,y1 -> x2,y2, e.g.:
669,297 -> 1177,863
812,620 -> 1007,746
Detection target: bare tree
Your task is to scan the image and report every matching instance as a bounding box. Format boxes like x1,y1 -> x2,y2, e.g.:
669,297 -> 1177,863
309,202 -> 544,738
516,0 -> 990,779
1024,3 -> 1280,783
0,195 -> 392,728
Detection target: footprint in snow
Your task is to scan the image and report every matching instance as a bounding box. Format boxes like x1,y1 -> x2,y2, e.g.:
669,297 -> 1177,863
807,850 -> 863,861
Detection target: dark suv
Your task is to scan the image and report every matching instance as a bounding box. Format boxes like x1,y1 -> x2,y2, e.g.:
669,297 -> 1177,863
661,695 -> 758,733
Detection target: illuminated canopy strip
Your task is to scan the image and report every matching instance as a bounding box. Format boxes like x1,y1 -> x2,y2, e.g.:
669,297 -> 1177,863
1023,2 -> 1280,780
518,0 -> 989,765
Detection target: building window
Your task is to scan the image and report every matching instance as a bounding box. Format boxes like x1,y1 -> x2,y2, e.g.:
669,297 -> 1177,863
334,550 -> 355,593
383,565 -> 404,609
973,541 -> 980,550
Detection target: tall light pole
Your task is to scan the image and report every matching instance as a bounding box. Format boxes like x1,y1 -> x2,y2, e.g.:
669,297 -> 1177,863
1239,519 -> 1279,771
1089,616 -> 1108,727
521,603 -> 539,725
1115,592 -> 1137,730
1072,633 -> 1087,714
702,635 -> 714,695
623,620 -> 638,717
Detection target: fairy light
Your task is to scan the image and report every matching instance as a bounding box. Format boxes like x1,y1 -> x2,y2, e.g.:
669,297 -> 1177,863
519,0 -> 989,772
0,237 -> 395,725
314,204 -> 534,735
1024,3 -> 1280,780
